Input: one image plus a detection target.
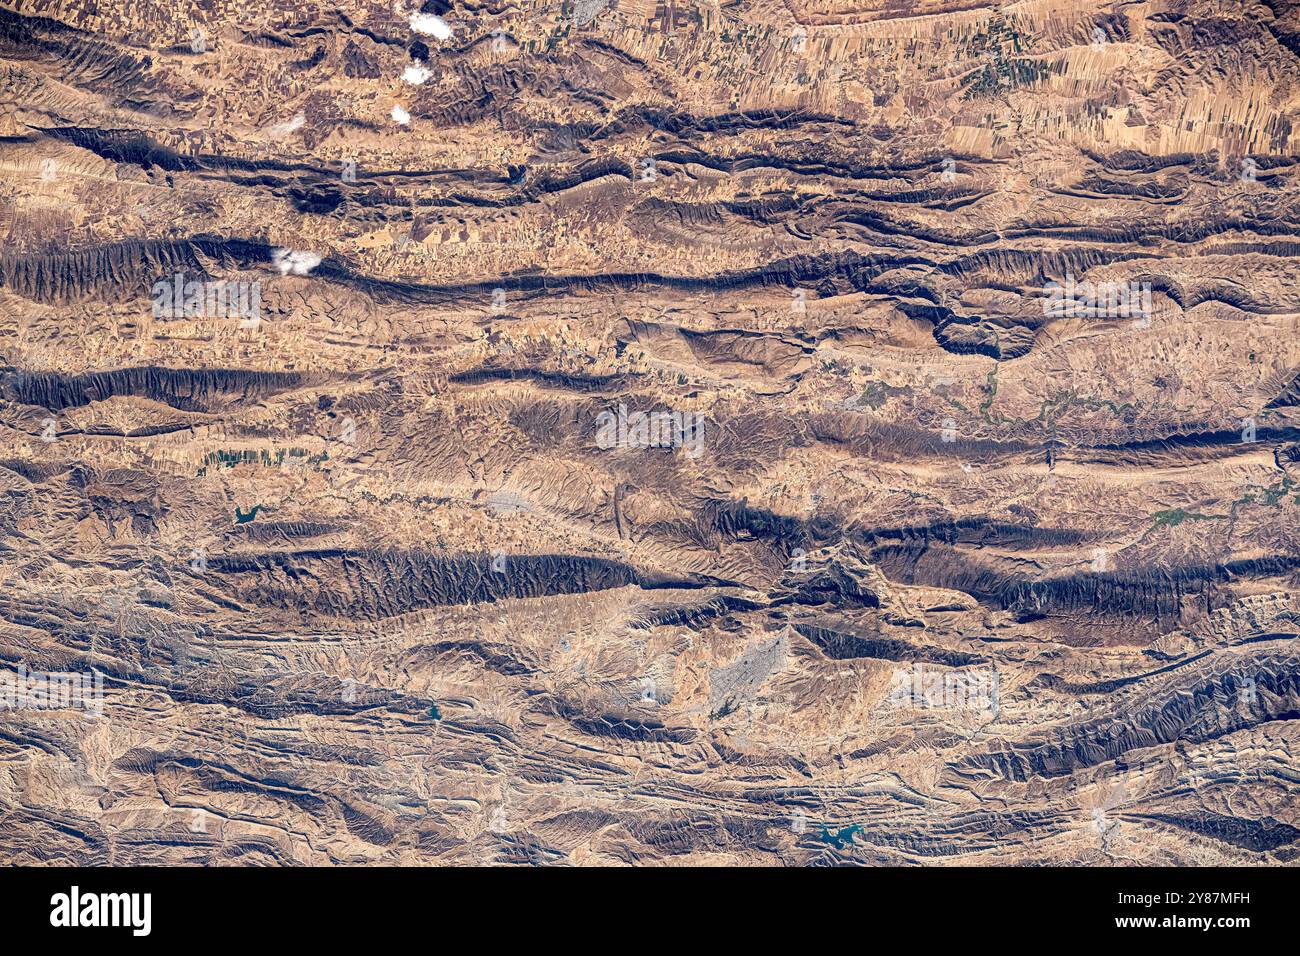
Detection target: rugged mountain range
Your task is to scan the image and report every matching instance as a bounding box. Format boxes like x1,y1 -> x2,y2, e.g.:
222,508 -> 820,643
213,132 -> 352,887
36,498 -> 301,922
1,0 -> 1299,864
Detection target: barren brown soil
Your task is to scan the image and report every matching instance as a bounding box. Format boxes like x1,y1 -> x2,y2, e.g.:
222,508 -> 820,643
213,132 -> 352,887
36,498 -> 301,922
1,0 -> 1300,864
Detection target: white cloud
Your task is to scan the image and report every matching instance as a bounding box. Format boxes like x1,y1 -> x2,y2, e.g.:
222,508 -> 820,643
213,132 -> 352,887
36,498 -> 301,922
271,248 -> 322,276
264,113 -> 305,138
391,104 -> 411,125
409,13 -> 452,40
402,63 -> 432,85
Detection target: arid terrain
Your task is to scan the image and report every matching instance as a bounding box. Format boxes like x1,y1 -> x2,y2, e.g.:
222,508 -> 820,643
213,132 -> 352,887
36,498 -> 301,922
1,0 -> 1299,865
